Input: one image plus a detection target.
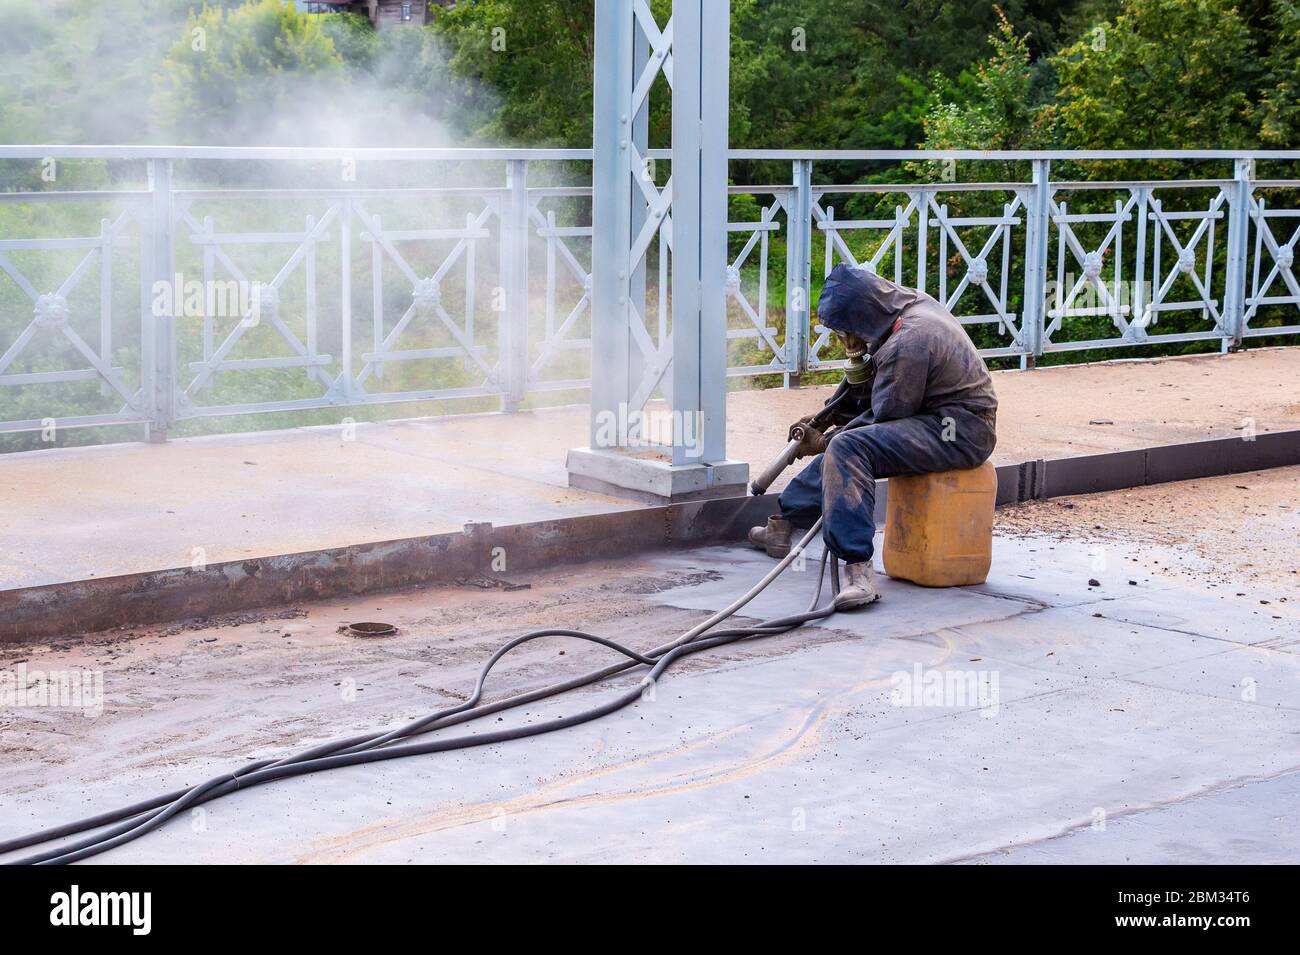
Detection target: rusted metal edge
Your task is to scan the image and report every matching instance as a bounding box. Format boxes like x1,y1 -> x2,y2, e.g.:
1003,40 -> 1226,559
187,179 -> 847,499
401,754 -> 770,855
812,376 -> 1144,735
993,428 -> 1300,503
3,429 -> 1298,643
0,496 -> 777,643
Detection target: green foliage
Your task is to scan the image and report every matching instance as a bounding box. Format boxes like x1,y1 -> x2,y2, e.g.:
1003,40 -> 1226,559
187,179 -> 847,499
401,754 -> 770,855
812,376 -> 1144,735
0,0 -> 207,144
917,0 -> 1300,180
1046,0 -> 1258,150
317,11 -> 382,71
425,0 -> 1096,150
3,0 -> 1297,155
152,0 -> 344,145
432,0 -> 599,146
1257,0 -> 1300,146
731,0 -> 1044,150
919,7 -> 1048,160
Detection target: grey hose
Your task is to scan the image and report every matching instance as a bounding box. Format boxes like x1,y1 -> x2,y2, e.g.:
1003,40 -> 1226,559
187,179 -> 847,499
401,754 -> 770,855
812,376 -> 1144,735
3,521 -> 833,865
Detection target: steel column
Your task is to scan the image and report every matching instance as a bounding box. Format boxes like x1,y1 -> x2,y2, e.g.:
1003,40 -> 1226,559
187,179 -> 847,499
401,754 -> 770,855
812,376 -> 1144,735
784,158 -> 813,385
502,158 -> 530,409
1020,158 -> 1052,367
569,0 -> 745,499
339,197 -> 353,401
144,159 -> 175,442
670,0 -> 729,465
1222,157 -> 1253,349
628,23 -> 651,412
588,0 -> 637,448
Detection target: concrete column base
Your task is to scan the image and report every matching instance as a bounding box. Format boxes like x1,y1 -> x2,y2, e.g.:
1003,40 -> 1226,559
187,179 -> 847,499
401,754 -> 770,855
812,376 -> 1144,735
566,447 -> 750,504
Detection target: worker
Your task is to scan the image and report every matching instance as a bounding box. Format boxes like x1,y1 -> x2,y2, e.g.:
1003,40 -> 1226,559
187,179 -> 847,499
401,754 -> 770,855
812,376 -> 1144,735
749,264 -> 998,609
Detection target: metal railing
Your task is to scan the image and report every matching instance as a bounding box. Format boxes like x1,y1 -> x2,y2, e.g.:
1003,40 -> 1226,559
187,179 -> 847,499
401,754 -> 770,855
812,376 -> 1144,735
1,146 -> 1297,441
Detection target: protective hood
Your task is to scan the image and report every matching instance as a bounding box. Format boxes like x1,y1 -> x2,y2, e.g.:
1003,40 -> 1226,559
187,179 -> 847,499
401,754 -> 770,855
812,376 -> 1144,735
816,264 -> 922,350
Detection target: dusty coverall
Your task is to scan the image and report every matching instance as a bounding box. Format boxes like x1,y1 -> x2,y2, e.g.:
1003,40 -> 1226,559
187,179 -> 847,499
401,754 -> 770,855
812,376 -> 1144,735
778,265 -> 998,563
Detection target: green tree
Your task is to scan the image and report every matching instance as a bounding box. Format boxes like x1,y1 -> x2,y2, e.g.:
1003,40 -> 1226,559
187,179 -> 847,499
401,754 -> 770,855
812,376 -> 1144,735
733,0 -> 1063,152
318,11 -> 382,73
433,0 -> 600,146
0,0 -> 211,145
919,8 -> 1049,151
1257,0 -> 1300,146
152,0 -> 344,145
430,0 -> 1097,151
1045,0 -> 1259,151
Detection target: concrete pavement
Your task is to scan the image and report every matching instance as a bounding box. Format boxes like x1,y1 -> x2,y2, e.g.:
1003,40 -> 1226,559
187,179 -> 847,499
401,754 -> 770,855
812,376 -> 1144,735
2,347 -> 1298,590
3,477 -> 1296,864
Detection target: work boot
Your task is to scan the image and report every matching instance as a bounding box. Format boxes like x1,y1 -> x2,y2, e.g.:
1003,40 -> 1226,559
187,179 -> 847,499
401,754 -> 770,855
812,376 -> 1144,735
834,561 -> 881,610
748,516 -> 793,558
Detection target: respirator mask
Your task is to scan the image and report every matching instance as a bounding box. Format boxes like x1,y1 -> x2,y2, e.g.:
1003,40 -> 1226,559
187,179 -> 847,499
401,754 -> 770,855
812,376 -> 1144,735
838,331 -> 873,386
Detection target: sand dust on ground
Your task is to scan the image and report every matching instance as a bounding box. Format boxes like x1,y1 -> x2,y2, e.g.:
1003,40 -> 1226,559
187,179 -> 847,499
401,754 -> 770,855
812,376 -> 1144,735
3,346 -> 1298,589
996,465 -> 1300,598
729,346 -> 1300,473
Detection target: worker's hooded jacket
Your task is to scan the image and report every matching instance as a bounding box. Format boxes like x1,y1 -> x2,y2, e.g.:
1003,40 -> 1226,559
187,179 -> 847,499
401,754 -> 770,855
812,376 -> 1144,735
816,264 -> 998,430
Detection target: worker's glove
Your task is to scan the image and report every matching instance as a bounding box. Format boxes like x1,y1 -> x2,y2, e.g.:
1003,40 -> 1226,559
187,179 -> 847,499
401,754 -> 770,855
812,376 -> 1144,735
788,419 -> 828,460
787,413 -> 816,440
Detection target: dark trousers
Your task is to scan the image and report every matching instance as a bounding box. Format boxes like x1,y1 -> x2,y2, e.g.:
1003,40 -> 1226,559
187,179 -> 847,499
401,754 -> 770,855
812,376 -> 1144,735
778,408 -> 995,563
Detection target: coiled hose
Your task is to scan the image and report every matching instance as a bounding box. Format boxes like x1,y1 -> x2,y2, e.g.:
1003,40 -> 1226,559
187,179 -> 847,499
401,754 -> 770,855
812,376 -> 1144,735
2,519 -> 836,865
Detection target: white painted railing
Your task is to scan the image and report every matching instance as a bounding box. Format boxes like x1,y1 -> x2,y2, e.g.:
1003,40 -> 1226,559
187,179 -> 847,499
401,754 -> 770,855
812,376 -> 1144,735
0,146 -> 1297,440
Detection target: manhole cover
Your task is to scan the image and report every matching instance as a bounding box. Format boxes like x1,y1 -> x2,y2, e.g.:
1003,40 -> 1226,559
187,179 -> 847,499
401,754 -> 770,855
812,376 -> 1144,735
342,621 -> 397,638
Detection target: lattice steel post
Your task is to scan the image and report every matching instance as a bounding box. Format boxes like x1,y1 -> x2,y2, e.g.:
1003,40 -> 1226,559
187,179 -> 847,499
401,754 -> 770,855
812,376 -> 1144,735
569,0 -> 746,500
338,197 -> 354,402
144,159 -> 175,442
784,158 -> 813,386
670,0 -> 729,467
1020,158 -> 1052,369
587,0 -> 636,449
502,158 -> 530,410
627,23 -> 651,410
1222,157 -> 1254,350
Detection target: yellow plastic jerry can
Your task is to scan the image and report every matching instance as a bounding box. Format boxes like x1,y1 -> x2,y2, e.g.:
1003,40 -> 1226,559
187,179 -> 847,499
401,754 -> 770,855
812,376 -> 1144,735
882,460 -> 997,587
